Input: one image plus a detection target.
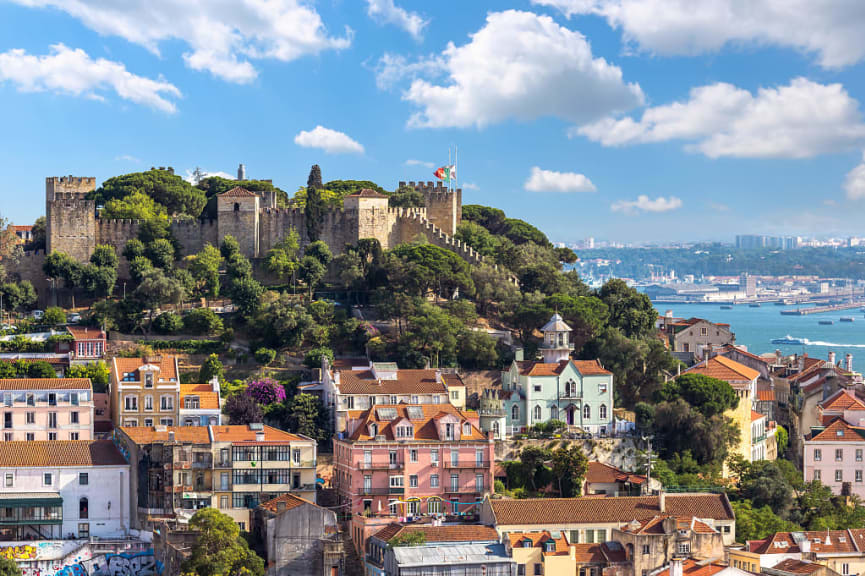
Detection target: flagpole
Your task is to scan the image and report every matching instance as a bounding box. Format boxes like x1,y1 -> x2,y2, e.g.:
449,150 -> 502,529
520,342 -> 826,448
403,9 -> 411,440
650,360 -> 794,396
448,146 -> 451,192
455,145 -> 458,193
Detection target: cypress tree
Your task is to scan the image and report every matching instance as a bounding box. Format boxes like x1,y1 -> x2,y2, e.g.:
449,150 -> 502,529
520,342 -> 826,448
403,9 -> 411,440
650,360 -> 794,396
304,165 -> 325,241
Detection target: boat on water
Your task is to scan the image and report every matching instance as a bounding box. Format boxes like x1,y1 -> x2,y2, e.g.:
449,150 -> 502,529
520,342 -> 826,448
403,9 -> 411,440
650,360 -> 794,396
771,335 -> 805,345
819,320 -> 834,325
841,317 -> 855,322
775,302 -> 787,306
720,305 -> 733,310
749,303 -> 761,308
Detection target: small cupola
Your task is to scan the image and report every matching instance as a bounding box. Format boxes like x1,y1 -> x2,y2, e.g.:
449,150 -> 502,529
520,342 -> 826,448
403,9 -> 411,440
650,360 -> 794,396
539,313 -> 573,363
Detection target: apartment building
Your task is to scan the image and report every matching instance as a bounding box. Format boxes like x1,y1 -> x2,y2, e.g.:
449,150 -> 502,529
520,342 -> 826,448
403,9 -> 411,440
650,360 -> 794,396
729,530 -> 865,576
178,380 -> 222,426
65,326 -> 107,363
505,532 -> 629,576
110,356 -> 180,427
803,419 -> 865,499
115,424 -> 317,531
0,440 -> 130,540
0,378 -> 94,441
333,403 -> 494,517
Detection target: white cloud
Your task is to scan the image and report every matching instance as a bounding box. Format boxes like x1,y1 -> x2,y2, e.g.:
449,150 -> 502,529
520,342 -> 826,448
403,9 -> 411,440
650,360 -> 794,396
576,78 -> 865,158
11,0 -> 352,83
461,182 -> 479,190
524,166 -> 596,193
294,126 -> 365,155
531,0 -> 865,68
183,168 -> 234,184
400,10 -> 643,129
115,154 -> 141,163
0,43 -> 180,112
373,53 -> 445,90
405,159 -> 434,168
366,0 -> 428,40
845,152 -> 865,200
611,195 -> 682,214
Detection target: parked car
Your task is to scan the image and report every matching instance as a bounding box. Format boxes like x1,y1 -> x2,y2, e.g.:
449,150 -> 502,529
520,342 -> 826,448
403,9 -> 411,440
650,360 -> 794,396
31,310 -> 44,320
67,313 -> 81,324
0,324 -> 16,331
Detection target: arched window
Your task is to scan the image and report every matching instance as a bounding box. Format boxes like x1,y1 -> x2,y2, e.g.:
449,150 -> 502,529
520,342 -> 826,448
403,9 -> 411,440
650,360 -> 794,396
233,202 -> 240,212
533,405 -> 542,421
550,406 -> 558,420
565,380 -> 574,397
583,404 -> 591,419
463,423 -> 471,436
511,405 -> 519,421
79,497 -> 88,519
600,404 -> 608,420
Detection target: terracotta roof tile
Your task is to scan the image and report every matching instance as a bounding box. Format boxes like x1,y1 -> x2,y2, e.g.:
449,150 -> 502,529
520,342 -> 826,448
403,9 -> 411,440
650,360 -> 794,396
771,560 -> 823,575
820,389 -> 865,412
806,419 -> 865,442
573,360 -> 612,376
585,462 -> 647,485
748,530 -> 860,555
654,560 -> 726,576
0,378 -> 92,390
218,186 -> 257,197
0,440 -> 127,467
120,426 -> 211,444
507,531 -> 575,556
375,523 -> 499,544
757,390 -> 776,402
259,493 -> 317,514
337,369 -> 451,395
719,345 -> 770,365
346,403 -> 486,442
112,356 -> 179,383
751,410 -> 766,422
180,383 -> 220,410
66,326 -> 106,340
682,355 -> 760,385
211,425 -> 306,443
488,493 -> 734,526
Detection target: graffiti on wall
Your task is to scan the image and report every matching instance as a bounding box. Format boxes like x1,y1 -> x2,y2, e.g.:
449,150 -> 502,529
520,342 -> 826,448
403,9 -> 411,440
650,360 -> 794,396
19,549 -> 161,576
0,545 -> 38,560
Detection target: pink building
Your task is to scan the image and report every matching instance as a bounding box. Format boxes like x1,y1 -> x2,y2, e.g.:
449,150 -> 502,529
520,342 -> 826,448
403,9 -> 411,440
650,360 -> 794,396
66,326 -> 107,362
0,378 -> 95,441
333,403 -> 494,518
803,418 -> 865,498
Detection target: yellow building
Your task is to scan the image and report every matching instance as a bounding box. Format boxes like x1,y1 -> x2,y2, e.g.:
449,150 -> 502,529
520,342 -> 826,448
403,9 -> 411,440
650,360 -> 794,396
729,530 -> 865,576
110,356 -> 181,427
682,355 -> 760,472
505,531 -> 630,576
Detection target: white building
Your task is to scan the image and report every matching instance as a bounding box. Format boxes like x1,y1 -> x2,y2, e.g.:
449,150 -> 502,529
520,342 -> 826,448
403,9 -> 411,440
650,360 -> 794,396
0,440 -> 130,540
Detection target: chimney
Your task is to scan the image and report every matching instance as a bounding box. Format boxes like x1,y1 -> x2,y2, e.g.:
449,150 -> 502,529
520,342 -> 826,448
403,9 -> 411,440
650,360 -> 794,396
846,353 -> 853,372
776,349 -> 783,365
829,351 -> 836,366
658,490 -> 666,513
665,310 -> 673,318
210,375 -> 220,396
799,354 -> 806,372
237,163 -> 246,180
169,431 -> 175,442
670,559 -> 683,576
570,545 -> 576,560
256,431 -> 265,442
515,348 -> 524,362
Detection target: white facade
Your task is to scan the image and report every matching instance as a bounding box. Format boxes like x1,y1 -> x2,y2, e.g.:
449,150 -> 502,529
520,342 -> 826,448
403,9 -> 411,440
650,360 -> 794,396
1,463 -> 130,539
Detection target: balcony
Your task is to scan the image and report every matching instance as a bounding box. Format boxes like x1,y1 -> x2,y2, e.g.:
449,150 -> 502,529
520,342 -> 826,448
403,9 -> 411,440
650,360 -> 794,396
357,487 -> 405,496
291,483 -> 317,492
753,434 -> 767,444
444,460 -> 489,469
358,461 -> 404,471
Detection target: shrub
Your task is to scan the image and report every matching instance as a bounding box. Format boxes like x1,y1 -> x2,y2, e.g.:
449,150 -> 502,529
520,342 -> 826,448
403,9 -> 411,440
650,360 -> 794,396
43,307 -> 66,326
303,346 -> 334,369
494,479 -> 506,493
139,340 -> 221,354
182,308 -> 224,335
246,378 -> 286,405
153,312 -> 183,334
254,348 -> 276,366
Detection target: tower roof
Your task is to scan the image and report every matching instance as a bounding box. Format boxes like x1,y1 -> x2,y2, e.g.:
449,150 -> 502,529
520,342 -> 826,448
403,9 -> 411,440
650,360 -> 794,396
541,313 -> 571,332
218,186 -> 257,198
347,188 -> 388,198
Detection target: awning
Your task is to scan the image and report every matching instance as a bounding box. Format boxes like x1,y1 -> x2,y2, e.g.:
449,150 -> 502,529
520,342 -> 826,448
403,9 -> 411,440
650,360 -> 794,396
0,492 -> 62,507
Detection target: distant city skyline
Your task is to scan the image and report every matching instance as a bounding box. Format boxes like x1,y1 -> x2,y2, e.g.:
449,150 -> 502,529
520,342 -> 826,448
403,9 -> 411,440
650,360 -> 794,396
2,1 -> 865,241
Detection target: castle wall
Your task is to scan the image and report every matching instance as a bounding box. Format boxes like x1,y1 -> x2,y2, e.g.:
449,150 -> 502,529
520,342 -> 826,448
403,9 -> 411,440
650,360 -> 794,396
399,181 -> 461,236
170,218 -> 218,256
258,209 -> 306,254
218,196 -> 259,257
395,212 -> 484,266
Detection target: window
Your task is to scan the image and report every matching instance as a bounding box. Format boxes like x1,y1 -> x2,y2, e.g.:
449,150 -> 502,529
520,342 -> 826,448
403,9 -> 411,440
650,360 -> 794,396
599,404 -> 607,420
410,475 -> 418,488
363,475 -> 372,491
144,418 -> 153,427
858,449 -> 863,462
48,412 -> 57,428
71,393 -> 79,406
599,382 -> 608,394
160,418 -> 173,426
144,395 -> 153,411
857,470 -> 863,483
48,393 -> 56,406
124,396 -> 138,411
428,499 -> 442,514
2,412 -> 10,429
533,405 -> 541,421
701,327 -> 708,336
185,396 -> 200,409
677,542 -> 690,555
512,405 -> 520,421
842,564 -> 850,575
476,450 -> 484,466
583,404 -> 591,419
518,566 -> 526,576
836,470 -> 843,482
397,425 -> 413,438
836,448 -> 844,461
220,496 -> 229,509
431,449 -> 439,465
71,411 -> 79,424
431,474 -> 439,488
390,395 -> 398,404
463,423 -> 471,436
79,497 -> 88,519
389,450 -> 398,466
48,432 -> 57,441
389,476 -> 404,488
71,432 -> 79,440
533,384 -> 542,393
4,473 -> 12,487
815,448 -> 822,461
144,373 -> 154,388
475,474 -> 484,492
450,474 -> 459,492
26,393 -> 34,406
78,523 -> 89,539
642,545 -> 650,555
79,473 -> 88,485
550,406 -> 558,420
444,423 -> 455,440
2,433 -> 10,441
450,390 -> 459,400
815,470 -> 821,481
534,565 -> 542,576
161,396 -> 174,411
410,449 -> 418,463
26,433 -> 34,441
43,473 -> 53,486
26,412 -> 34,424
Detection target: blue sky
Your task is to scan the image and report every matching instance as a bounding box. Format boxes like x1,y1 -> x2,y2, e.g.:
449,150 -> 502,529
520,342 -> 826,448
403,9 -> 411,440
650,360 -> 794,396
2,0 -> 865,243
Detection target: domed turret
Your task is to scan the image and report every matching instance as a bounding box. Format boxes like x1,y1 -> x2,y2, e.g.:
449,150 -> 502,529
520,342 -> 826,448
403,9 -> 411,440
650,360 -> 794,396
540,313 -> 573,363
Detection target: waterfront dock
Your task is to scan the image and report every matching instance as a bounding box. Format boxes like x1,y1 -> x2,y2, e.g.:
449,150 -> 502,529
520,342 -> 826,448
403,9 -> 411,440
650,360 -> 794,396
780,301 -> 865,315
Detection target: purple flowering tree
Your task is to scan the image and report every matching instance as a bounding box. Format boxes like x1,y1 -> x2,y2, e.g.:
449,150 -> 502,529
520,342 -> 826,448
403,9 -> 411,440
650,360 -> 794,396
245,378 -> 286,406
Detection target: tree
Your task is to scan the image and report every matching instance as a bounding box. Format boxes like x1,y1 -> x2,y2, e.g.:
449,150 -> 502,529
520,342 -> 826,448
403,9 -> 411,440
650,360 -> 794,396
43,307 -> 66,326
265,230 -> 300,285
304,165 -> 325,241
288,393 -> 330,442
304,346 -> 334,369
228,276 -> 264,317
251,292 -> 314,348
519,445 -> 551,492
652,398 -> 739,466
403,303 -> 462,367
101,190 -> 168,220
183,508 -> 264,576
90,245 -> 118,269
43,251 -> 82,288
776,424 -> 789,456
224,393 -> 263,426
597,279 -> 656,338
389,243 -> 474,300
659,373 -> 739,418
732,500 -> 801,542
146,238 -> 176,269
551,445 -> 589,497
456,329 -> 498,369
220,235 -> 241,260
66,361 -> 110,393
80,263 -> 117,298
29,216 -> 46,251
182,308 -> 224,335
199,354 -> 224,383
0,557 -> 22,576
0,281 -> 37,312
388,186 -> 425,208
740,460 -> 795,516
472,264 -> 520,315
188,244 -> 222,298
97,169 -> 207,218
122,238 -> 146,261
254,347 -> 276,366
129,256 -> 153,283
134,269 -> 186,328
299,256 -> 326,300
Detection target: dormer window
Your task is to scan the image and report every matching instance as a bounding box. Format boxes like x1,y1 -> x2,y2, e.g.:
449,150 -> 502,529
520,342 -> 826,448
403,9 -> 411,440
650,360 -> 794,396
397,425 -> 413,438
145,373 -> 154,388
369,423 -> 378,437
463,423 -> 471,436
523,540 -> 532,548
544,541 -> 556,553
185,396 -> 200,409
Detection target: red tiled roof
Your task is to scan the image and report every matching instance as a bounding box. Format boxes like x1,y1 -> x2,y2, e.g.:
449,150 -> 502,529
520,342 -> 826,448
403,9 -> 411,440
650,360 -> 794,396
748,530 -> 861,555
211,425 -> 306,443
771,560 -> 823,575
820,389 -> 865,412
573,360 -> 612,376
757,390 -> 776,402
682,355 -> 760,385
66,326 -> 106,340
112,356 -> 179,383
585,462 -> 647,485
180,383 -> 220,410
806,418 -> 865,442
218,186 -> 257,197
751,410 -> 766,422
119,426 -> 211,444
0,378 -> 91,390
619,516 -> 717,535
346,403 -> 486,442
654,560 -> 726,576
718,344 -> 770,365
517,359 -> 611,377
337,369 -> 452,395
259,493 -> 318,514
488,493 -> 734,526
374,523 -> 499,544
0,440 -> 127,466
507,531 -> 573,556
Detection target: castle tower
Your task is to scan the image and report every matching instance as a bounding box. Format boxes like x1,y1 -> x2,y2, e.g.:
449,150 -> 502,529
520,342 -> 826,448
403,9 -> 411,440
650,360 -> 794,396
398,180 -> 461,236
343,189 -> 390,245
539,313 -> 573,364
46,176 -> 97,262
216,187 -> 260,258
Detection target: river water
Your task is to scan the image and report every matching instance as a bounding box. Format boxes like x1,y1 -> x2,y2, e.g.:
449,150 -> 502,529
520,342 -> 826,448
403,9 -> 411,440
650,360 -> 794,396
655,302 -> 865,364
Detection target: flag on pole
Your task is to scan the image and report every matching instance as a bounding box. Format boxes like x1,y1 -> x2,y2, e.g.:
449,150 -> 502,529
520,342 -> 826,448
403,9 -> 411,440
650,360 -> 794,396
434,165 -> 456,182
